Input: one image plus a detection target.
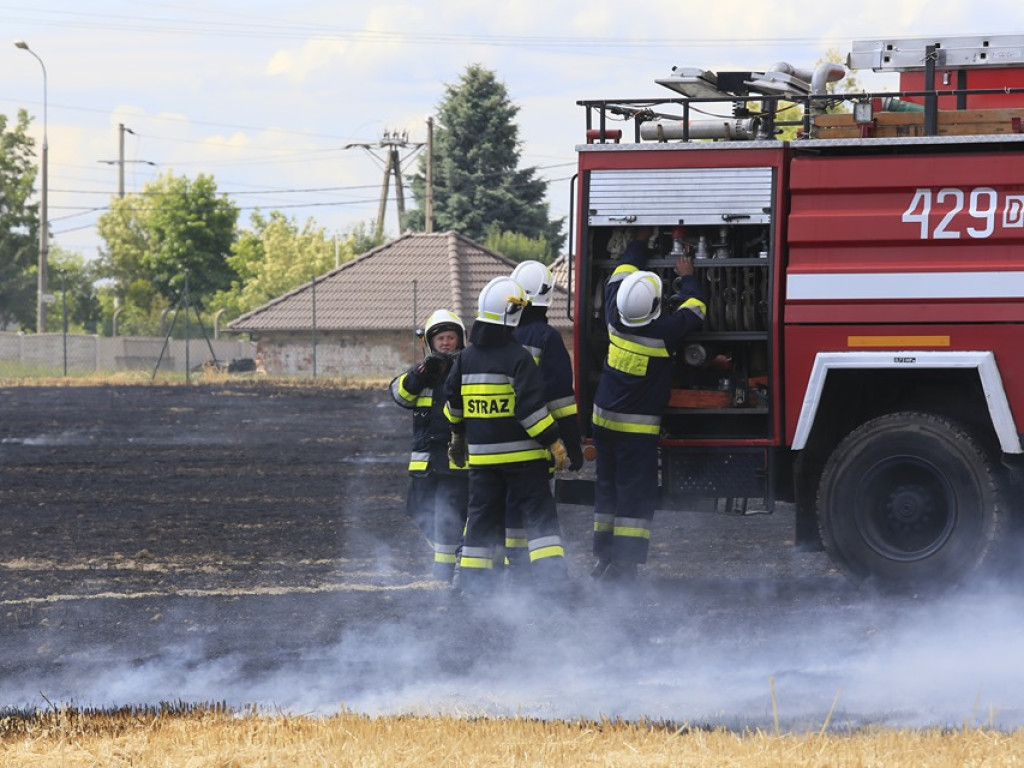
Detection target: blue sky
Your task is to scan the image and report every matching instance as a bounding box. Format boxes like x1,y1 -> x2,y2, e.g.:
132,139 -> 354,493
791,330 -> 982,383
4,1 -> 1022,260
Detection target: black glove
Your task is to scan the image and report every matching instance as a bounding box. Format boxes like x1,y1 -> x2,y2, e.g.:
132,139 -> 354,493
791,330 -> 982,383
416,353 -> 446,383
448,432 -> 468,468
567,441 -> 585,472
669,277 -> 686,308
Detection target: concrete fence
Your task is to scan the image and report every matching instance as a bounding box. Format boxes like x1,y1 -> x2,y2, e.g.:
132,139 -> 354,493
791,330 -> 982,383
0,332 -> 255,377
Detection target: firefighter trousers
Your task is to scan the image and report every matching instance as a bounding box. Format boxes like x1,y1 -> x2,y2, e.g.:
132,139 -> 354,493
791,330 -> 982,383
458,461 -> 567,595
503,470 -> 555,574
593,425 -> 658,565
405,471 -> 469,582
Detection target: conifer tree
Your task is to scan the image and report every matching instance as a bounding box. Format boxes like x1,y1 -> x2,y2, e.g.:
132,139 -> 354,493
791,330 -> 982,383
406,64 -> 563,250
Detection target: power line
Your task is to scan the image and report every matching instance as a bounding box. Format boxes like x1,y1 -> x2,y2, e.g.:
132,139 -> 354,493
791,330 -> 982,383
47,162 -> 577,199
3,6 -> 849,49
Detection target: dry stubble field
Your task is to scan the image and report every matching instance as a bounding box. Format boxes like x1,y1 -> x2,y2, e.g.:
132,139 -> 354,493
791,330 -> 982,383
2,382 -> 1024,765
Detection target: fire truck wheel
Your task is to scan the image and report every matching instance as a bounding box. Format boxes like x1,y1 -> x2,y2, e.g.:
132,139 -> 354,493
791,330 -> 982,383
816,412 -> 1003,591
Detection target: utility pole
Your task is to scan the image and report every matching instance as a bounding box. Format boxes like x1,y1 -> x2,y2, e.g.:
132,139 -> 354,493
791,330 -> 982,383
345,130 -> 424,240
98,123 -> 155,197
14,40 -> 48,333
118,123 -> 128,197
425,117 -> 434,234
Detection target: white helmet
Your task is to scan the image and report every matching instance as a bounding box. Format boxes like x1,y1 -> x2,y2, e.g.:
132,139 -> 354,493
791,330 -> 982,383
477,276 -> 528,327
616,271 -> 662,328
422,308 -> 465,351
511,260 -> 555,307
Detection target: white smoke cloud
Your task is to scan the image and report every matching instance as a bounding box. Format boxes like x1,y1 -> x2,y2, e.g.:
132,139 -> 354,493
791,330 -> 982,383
8,578 -> 1024,730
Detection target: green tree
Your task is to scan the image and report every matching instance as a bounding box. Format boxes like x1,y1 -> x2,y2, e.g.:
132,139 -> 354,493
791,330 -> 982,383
483,226 -> 552,264
344,220 -> 387,257
95,171 -> 238,314
0,110 -> 42,331
45,246 -> 102,334
211,212 -> 375,319
406,64 -> 564,250
772,48 -> 860,140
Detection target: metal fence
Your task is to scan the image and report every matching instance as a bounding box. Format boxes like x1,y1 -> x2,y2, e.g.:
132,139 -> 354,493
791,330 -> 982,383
0,331 -> 255,380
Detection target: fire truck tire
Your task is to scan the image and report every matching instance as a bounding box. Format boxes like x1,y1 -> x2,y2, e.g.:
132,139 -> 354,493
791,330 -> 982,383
816,412 -> 1003,591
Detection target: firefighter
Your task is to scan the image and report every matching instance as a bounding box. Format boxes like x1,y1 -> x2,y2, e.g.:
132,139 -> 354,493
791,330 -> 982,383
389,309 -> 469,583
444,276 -> 571,597
591,227 -> 706,581
504,260 -> 584,568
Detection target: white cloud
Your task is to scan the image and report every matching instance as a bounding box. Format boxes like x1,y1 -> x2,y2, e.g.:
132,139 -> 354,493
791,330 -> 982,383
266,40 -> 350,83
8,0 -> 1024,256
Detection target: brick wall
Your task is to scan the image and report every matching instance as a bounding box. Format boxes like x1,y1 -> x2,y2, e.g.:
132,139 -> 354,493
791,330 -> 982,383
253,328 -> 576,381
254,331 -> 419,380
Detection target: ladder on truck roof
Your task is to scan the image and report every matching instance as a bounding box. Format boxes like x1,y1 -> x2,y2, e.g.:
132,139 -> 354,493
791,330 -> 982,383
850,34 -> 1024,71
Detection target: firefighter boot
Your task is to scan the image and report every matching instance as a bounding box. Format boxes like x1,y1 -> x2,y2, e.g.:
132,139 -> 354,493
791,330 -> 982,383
601,561 -> 638,583
590,558 -> 611,579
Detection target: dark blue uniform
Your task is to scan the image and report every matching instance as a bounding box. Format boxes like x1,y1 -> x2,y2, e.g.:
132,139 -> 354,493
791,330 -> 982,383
445,322 -> 568,594
390,359 -> 468,582
591,241 -> 705,568
505,307 -> 582,563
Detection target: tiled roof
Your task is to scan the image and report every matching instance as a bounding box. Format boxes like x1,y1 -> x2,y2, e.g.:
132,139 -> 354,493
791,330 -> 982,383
229,232 -> 571,332
545,254 -> 573,329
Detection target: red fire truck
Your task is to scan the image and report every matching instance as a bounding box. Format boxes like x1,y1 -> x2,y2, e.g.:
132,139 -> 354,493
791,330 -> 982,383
565,34 -> 1024,589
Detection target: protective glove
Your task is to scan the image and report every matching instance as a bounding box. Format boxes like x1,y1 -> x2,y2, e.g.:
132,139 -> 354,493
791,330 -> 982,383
417,352 -> 446,382
669,277 -> 687,309
567,441 -> 585,472
548,439 -> 569,472
448,432 -> 468,468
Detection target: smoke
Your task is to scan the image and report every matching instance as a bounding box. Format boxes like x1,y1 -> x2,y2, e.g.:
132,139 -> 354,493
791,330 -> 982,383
5,390 -> 1024,730
5,577 -> 1024,731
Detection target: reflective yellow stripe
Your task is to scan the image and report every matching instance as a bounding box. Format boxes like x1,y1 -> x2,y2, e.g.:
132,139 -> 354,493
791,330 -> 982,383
609,330 -> 669,358
608,344 -> 649,376
611,264 -> 639,279
592,411 -> 660,435
614,524 -> 652,540
549,403 -> 577,419
547,395 -> 577,420
408,460 -> 429,471
462,383 -> 515,395
460,556 -> 494,570
444,402 -> 463,424
468,449 -> 550,465
521,406 -> 552,432
679,297 -> 707,318
434,552 -> 457,564
505,536 -> 528,548
414,396 -> 432,407
848,335 -> 950,347
393,376 -> 417,404
594,519 -> 613,533
529,544 -> 565,562
524,412 -> 555,439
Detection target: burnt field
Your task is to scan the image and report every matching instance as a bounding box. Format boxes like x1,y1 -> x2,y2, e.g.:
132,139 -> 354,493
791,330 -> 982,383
2,383 -> 1024,730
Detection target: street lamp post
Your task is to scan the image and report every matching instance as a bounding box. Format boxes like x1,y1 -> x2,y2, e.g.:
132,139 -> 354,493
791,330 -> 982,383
15,40 -> 49,334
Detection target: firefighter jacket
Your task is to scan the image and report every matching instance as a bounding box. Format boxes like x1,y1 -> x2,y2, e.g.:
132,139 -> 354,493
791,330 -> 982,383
512,306 -> 583,454
592,245 -> 706,435
390,356 -> 465,475
445,322 -> 561,466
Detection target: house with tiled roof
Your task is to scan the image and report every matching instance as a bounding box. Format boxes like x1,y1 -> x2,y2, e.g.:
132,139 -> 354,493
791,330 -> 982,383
228,231 -> 570,378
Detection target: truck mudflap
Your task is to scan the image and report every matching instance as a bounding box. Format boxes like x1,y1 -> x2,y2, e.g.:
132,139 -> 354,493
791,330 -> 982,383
1002,448 -> 1024,487
553,447 -> 775,512
661,447 -> 772,511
